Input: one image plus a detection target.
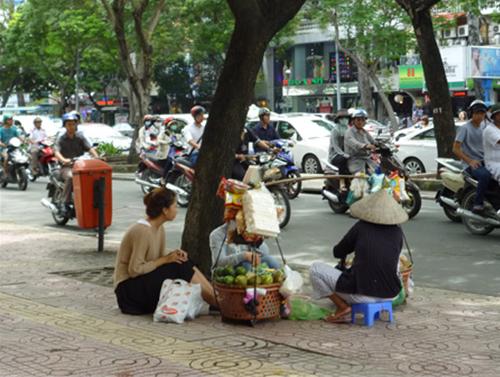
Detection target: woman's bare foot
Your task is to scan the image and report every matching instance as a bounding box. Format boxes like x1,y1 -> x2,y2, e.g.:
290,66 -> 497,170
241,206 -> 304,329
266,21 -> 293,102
324,306 -> 351,323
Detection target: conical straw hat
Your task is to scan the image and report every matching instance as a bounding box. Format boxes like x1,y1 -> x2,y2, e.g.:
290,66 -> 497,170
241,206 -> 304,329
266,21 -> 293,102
350,190 -> 409,225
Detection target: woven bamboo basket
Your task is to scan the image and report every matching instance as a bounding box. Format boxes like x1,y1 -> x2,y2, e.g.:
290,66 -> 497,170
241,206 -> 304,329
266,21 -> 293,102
214,282 -> 283,321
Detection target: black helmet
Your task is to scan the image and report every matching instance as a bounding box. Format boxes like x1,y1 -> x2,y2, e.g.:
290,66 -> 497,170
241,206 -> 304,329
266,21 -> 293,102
258,107 -> 271,118
468,99 -> 487,115
190,105 -> 206,118
489,103 -> 500,120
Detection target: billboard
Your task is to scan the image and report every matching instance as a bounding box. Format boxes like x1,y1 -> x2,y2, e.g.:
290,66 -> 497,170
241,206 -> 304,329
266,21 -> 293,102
470,46 -> 500,78
399,65 -> 424,89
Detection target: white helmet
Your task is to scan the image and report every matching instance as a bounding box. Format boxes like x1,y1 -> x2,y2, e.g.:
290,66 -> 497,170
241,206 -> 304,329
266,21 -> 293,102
351,109 -> 368,119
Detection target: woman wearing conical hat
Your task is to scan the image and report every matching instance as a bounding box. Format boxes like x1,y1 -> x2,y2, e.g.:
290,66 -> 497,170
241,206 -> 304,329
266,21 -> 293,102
309,190 -> 408,323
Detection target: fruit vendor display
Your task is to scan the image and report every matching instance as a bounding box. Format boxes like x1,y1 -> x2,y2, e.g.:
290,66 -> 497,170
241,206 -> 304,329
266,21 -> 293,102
214,263 -> 285,287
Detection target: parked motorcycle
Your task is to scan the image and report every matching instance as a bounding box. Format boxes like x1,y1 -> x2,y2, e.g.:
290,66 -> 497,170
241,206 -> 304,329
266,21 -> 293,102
456,174 -> 500,235
0,137 -> 30,190
28,139 -> 58,181
435,158 -> 465,222
321,142 -> 422,219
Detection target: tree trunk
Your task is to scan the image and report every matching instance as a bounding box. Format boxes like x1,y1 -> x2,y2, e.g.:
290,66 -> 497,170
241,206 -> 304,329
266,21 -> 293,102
181,0 -> 306,276
358,65 -> 374,117
1,80 -> 15,107
396,0 -> 455,157
16,89 -> 26,106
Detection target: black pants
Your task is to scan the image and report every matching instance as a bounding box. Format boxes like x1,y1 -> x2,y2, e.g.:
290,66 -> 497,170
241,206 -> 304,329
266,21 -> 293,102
115,260 -> 196,315
331,155 -> 350,175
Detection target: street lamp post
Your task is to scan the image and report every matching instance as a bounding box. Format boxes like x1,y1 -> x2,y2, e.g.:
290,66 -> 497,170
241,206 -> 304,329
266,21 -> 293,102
75,49 -> 80,112
333,11 -> 341,111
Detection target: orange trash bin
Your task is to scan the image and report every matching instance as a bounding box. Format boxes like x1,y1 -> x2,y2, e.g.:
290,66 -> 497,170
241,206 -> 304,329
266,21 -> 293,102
72,159 -> 112,229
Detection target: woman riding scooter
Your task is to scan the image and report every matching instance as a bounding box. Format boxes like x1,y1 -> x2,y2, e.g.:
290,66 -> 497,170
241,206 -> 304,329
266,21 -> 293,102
344,109 -> 377,174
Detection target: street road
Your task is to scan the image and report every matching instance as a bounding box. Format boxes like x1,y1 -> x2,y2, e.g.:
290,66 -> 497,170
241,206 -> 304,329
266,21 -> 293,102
1,178 -> 499,296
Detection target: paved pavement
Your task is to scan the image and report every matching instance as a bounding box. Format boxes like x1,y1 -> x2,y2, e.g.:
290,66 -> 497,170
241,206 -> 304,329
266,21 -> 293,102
1,222 -> 500,377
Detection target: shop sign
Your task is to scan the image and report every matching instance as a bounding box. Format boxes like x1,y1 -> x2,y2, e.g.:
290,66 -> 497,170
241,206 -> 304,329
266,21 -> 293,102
399,65 -> 424,89
441,46 -> 467,83
283,77 -> 324,86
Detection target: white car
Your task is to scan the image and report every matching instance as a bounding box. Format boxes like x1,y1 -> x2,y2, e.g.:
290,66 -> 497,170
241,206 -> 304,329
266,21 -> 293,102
77,123 -> 133,152
396,124 -> 463,174
113,122 -> 134,138
246,115 -> 333,173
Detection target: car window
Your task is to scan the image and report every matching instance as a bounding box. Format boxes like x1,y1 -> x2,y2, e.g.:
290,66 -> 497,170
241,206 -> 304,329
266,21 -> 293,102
413,128 -> 435,140
277,121 -> 301,141
311,119 -> 334,131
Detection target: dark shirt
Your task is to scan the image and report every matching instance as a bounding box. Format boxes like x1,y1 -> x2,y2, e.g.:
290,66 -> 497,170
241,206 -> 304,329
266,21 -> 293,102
236,130 -> 258,155
56,131 -> 92,159
253,122 -> 279,150
333,220 -> 402,298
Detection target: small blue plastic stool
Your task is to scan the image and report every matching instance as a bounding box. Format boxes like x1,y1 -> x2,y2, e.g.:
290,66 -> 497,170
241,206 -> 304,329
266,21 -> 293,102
351,301 -> 394,327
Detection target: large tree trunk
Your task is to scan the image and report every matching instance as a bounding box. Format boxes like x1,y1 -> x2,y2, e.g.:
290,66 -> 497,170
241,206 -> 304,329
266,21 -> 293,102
181,0 -> 306,276
358,66 -> 374,117
396,0 -> 455,158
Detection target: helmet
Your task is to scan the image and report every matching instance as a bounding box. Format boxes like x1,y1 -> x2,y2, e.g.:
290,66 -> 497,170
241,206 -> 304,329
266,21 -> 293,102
351,109 -> 368,119
489,103 -> 500,119
468,99 -> 487,114
143,114 -> 158,129
69,110 -> 81,121
258,107 -> 271,118
190,105 -> 205,118
2,113 -> 13,123
62,113 -> 79,126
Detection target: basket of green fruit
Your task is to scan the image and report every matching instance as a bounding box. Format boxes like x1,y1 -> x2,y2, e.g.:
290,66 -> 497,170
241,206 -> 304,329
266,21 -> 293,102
213,263 -> 285,322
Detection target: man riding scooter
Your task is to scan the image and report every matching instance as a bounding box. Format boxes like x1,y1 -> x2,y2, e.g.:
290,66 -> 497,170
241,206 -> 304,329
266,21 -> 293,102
0,114 -> 23,179
344,109 -> 377,174
54,113 -> 99,215
453,100 -> 491,214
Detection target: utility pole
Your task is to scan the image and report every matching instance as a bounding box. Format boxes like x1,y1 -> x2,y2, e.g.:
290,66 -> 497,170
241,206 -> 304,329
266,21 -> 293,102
75,49 -> 80,112
333,11 -> 342,111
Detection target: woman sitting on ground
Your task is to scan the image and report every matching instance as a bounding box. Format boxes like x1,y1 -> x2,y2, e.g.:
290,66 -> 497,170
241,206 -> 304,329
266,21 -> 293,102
113,187 -> 216,315
309,190 -> 407,323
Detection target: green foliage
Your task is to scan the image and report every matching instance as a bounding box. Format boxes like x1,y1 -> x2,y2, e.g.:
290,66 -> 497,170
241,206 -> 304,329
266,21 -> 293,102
96,142 -> 122,157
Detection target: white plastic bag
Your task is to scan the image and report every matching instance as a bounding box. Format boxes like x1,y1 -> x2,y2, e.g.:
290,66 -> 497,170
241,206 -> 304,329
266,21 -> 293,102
279,265 -> 304,297
153,279 -> 207,324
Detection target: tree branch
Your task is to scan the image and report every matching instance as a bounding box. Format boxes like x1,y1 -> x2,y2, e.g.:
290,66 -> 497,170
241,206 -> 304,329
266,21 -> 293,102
99,0 -> 116,26
146,0 -> 166,38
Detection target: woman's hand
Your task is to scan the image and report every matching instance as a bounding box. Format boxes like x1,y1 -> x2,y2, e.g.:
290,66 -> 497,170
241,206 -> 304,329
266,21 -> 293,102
162,249 -> 188,265
243,251 -> 261,266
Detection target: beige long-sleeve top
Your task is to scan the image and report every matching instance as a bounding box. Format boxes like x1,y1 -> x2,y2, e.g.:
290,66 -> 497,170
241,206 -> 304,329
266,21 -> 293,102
113,219 -> 167,288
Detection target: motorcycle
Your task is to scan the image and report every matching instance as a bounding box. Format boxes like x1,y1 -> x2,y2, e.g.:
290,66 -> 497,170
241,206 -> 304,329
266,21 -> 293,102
28,139 -> 58,181
435,158 -> 465,222
266,139 -> 301,199
321,142 -> 422,219
252,153 -> 291,228
0,137 -> 30,191
456,174 -> 500,235
40,160 -> 76,225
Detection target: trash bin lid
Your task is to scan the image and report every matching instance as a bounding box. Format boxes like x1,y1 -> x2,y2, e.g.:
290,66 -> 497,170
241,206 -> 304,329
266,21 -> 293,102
73,159 -> 112,174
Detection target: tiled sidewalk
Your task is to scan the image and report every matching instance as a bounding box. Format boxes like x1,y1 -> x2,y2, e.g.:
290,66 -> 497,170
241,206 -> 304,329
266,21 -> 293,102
1,222 -> 499,377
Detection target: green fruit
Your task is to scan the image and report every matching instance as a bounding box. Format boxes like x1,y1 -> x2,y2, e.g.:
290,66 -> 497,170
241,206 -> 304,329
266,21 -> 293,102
235,275 -> 247,286
223,275 -> 235,285
248,274 -> 262,285
261,274 -> 273,285
273,270 -> 284,283
214,267 -> 225,277
235,266 -> 247,276
215,276 -> 225,284
223,265 -> 235,276
259,262 -> 269,269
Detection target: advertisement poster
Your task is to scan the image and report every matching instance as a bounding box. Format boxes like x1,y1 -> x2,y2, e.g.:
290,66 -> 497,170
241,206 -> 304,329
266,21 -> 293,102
470,46 -> 500,78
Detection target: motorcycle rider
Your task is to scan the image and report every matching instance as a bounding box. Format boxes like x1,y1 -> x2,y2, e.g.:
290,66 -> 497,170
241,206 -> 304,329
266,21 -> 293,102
136,114 -> 160,155
253,107 -> 280,152
328,109 -> 351,174
183,105 -> 206,165
344,109 -> 377,174
483,103 -> 500,184
53,113 -> 99,214
453,100 -> 491,214
29,117 -> 48,174
232,127 -> 267,181
0,114 -> 23,177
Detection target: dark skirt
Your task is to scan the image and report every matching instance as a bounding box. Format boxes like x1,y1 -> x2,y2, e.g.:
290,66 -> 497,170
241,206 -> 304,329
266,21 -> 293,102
115,260 -> 196,315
